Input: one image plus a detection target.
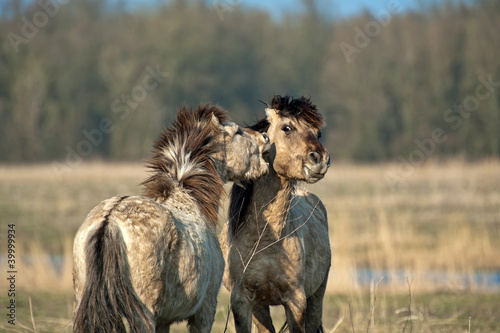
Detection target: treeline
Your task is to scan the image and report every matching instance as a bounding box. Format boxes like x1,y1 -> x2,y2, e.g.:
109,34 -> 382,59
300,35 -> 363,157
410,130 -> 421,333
0,0 -> 499,162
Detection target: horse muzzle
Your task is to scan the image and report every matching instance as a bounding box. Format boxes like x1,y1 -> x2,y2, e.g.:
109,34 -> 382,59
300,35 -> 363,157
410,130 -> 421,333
303,152 -> 330,183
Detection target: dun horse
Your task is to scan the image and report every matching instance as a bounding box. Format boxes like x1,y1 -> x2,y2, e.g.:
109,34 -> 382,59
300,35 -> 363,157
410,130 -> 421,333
73,104 -> 269,333
220,96 -> 331,332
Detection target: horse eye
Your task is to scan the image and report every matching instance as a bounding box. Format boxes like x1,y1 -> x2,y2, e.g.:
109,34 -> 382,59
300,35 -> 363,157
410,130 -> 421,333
236,127 -> 244,136
317,131 -> 322,139
282,125 -> 293,134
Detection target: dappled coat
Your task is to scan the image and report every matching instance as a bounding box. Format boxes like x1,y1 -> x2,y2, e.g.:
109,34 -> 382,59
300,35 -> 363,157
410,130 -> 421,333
73,105 -> 269,333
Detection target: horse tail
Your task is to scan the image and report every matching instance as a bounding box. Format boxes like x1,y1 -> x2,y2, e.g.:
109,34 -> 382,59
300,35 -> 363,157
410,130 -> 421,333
73,196 -> 153,333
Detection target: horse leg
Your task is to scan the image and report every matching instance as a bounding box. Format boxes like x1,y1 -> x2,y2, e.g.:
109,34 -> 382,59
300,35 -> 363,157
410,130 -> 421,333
305,271 -> 328,333
252,304 -> 276,333
187,298 -> 217,333
283,288 -> 307,333
231,289 -> 253,333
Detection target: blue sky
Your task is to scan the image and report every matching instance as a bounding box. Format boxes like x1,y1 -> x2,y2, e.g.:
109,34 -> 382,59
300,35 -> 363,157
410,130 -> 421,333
123,0 -> 474,20
241,0 -> 418,19
2,0 -> 475,19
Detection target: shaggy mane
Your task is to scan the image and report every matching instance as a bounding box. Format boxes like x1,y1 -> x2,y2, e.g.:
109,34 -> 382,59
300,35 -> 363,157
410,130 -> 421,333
142,104 -> 228,226
270,95 -> 324,129
245,95 -> 324,141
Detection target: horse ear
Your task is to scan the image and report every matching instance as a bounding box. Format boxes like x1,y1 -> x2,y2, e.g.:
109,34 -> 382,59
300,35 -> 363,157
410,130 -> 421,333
265,108 -> 280,124
211,113 -> 223,129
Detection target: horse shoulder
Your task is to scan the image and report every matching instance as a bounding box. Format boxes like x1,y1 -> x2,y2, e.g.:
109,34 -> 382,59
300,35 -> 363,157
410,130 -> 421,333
291,187 -> 328,230
290,188 -> 331,295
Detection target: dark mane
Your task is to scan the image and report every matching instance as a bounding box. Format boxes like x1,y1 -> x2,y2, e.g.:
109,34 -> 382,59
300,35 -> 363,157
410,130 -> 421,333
271,95 -> 324,129
228,118 -> 270,236
142,104 -> 228,226
228,180 -> 253,236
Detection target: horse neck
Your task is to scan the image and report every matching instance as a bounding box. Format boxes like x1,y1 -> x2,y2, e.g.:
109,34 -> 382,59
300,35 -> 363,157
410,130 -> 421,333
249,167 -> 295,236
209,149 -> 228,183
160,187 -> 216,231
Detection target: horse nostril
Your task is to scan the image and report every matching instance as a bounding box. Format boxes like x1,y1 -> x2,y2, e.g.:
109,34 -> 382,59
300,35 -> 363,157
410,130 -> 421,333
308,152 -> 321,165
261,132 -> 271,153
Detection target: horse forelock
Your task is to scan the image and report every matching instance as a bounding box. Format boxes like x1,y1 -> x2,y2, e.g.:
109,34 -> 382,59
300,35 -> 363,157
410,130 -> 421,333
142,105 -> 226,226
270,95 -> 324,129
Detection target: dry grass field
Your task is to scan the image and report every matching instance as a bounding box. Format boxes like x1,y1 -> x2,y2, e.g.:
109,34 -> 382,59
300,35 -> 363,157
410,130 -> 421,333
1,160 -> 499,332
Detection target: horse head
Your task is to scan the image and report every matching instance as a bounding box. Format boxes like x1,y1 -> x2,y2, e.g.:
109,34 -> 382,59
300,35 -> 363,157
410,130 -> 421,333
206,108 -> 270,183
262,95 -> 330,183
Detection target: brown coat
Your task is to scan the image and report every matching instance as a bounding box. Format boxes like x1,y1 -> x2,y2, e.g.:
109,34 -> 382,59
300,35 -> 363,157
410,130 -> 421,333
220,95 -> 331,333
